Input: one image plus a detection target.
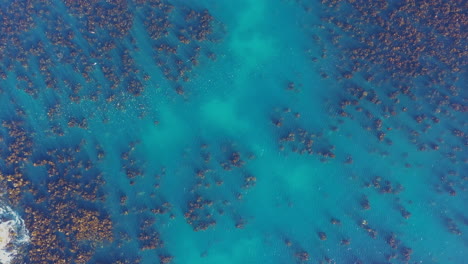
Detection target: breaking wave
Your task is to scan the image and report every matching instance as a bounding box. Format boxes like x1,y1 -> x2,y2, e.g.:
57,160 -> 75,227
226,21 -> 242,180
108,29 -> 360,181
0,203 -> 29,264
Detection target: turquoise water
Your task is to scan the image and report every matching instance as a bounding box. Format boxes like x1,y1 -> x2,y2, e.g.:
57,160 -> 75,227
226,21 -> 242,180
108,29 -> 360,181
0,0 -> 466,263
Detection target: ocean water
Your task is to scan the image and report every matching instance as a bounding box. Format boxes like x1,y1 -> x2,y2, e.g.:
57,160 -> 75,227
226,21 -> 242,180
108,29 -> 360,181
0,0 -> 466,264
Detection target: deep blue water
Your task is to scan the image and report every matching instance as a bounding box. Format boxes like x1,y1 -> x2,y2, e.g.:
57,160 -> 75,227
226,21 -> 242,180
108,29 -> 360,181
0,0 -> 466,263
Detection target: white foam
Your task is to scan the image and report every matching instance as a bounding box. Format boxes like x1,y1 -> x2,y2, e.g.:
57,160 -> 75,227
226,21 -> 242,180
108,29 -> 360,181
0,204 -> 30,264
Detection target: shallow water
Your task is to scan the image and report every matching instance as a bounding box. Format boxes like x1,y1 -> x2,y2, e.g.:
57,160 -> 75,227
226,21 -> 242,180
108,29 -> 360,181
0,0 -> 466,263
